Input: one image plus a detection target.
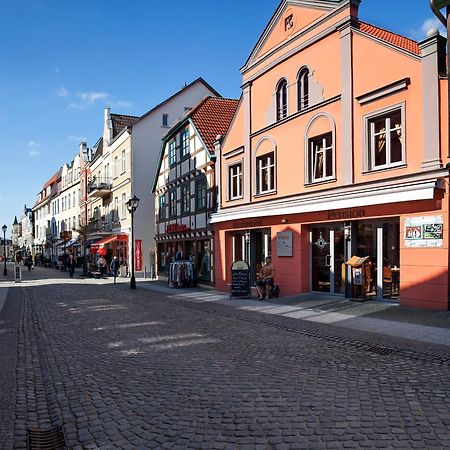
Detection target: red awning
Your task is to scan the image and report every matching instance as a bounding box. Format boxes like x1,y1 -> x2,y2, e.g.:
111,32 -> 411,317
95,234 -> 128,247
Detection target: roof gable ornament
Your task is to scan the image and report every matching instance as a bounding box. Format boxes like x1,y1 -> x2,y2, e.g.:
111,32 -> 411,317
242,0 -> 347,73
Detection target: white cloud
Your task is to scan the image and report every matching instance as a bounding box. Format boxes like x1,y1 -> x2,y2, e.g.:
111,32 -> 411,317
56,85 -> 69,97
27,140 -> 41,148
68,135 -> 87,142
29,149 -> 40,157
411,17 -> 446,40
110,99 -> 134,108
78,91 -> 109,104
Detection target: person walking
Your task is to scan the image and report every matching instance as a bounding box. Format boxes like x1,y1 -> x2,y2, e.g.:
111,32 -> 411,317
67,252 -> 76,278
98,255 -> 107,278
110,256 -> 120,283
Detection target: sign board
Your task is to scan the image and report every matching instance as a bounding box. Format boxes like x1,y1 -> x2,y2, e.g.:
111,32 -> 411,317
14,264 -> 21,283
276,231 -> 293,256
230,260 -> 250,299
135,239 -> 143,271
404,216 -> 443,248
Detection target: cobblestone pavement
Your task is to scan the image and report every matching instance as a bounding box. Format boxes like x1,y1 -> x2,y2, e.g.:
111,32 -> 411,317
1,267 -> 450,449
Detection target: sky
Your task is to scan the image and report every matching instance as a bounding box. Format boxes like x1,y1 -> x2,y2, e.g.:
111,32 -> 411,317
0,0 -> 445,235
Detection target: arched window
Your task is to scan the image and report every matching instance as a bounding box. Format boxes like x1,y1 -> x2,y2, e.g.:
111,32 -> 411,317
276,79 -> 288,121
297,67 -> 309,111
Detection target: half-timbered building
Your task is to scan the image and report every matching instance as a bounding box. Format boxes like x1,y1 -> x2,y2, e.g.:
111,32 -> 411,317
153,97 -> 238,284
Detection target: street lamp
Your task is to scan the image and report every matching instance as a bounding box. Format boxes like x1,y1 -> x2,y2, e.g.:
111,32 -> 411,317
2,224 -> 7,276
430,0 -> 450,154
126,195 -> 140,289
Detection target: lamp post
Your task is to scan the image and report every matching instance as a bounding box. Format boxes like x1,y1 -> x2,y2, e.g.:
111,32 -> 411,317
430,0 -> 450,155
126,195 -> 140,289
2,225 -> 7,276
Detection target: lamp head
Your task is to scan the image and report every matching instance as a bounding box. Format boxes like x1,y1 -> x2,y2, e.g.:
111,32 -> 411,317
126,195 -> 140,212
2,225 -> 7,234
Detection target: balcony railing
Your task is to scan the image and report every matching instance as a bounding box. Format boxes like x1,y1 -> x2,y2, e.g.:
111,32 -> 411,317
87,177 -> 112,198
89,218 -> 113,233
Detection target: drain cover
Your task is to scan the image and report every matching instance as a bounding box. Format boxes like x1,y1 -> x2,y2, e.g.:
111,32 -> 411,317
367,345 -> 396,356
27,425 -> 66,450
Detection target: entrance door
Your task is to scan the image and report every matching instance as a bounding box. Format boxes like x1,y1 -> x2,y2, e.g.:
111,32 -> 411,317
311,226 -> 345,294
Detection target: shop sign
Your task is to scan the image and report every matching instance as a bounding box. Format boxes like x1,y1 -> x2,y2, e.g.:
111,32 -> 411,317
404,215 -> 443,248
166,224 -> 190,234
276,231 -> 293,257
230,260 -> 250,298
60,230 -> 72,240
232,219 -> 263,229
328,208 -> 365,220
14,264 -> 22,283
135,239 -> 143,271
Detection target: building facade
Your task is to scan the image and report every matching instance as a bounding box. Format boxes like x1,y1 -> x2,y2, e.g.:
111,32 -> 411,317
153,97 -> 238,284
211,0 -> 450,310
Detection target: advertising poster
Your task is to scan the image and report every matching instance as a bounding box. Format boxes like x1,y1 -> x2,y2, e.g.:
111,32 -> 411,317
135,239 -> 143,271
404,216 -> 443,248
276,231 -> 293,256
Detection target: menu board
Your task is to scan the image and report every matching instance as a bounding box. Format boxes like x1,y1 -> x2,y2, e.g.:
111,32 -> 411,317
230,260 -> 250,298
405,216 -> 443,248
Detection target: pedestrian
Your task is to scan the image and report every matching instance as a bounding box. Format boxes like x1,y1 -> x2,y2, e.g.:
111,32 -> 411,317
255,257 -> 276,300
98,255 -> 107,277
110,256 -> 120,283
67,252 -> 76,278
25,255 -> 33,272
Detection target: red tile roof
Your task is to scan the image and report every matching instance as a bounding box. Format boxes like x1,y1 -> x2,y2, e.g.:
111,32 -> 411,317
190,97 -> 239,152
111,113 -> 139,138
34,169 -> 61,207
359,22 -> 420,56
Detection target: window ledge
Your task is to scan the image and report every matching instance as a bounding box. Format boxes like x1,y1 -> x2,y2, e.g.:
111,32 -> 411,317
254,190 -> 277,198
362,163 -> 407,175
304,178 -> 336,188
229,195 -> 244,201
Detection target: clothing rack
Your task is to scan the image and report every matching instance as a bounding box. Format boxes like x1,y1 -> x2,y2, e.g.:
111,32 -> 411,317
169,261 -> 195,288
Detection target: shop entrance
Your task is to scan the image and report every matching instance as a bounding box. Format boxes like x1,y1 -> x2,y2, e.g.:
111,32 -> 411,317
311,225 -> 345,294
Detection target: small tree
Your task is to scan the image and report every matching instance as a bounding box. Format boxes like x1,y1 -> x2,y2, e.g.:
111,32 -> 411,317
73,224 -> 91,276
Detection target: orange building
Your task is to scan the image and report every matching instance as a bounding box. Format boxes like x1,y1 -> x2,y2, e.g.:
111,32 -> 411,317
211,0 -> 450,310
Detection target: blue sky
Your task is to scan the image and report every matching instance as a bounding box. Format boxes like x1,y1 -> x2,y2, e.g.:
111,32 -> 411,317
0,0 -> 444,234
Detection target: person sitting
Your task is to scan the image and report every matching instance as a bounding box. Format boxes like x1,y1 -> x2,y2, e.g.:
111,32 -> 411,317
255,257 -> 275,300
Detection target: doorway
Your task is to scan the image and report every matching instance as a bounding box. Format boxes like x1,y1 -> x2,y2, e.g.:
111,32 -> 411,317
311,225 -> 345,294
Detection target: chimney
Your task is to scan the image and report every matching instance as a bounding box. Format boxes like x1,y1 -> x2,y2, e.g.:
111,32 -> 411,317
104,107 -> 113,144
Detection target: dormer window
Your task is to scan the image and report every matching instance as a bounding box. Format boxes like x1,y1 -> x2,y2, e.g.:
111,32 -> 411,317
297,67 -> 309,111
276,79 -> 288,121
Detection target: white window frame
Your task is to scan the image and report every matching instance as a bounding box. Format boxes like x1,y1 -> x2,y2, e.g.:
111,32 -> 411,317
309,133 -> 334,183
181,127 -> 190,158
169,140 -> 176,166
114,156 -> 118,178
365,104 -> 405,172
121,193 -> 127,219
297,67 -> 309,111
256,152 -> 275,194
276,79 -> 288,121
228,161 -> 243,200
121,149 -> 126,173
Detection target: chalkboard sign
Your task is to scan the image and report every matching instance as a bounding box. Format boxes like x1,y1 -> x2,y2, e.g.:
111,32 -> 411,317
230,260 -> 250,299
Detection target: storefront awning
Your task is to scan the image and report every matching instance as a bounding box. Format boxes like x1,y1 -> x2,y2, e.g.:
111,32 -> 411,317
95,234 -> 128,247
210,178 -> 440,224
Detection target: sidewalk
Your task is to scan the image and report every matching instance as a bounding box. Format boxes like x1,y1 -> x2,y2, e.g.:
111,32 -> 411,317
139,278 -> 450,347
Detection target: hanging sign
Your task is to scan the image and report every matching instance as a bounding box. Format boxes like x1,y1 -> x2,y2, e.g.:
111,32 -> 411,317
230,260 -> 250,299
135,239 -> 143,271
404,215 -> 443,248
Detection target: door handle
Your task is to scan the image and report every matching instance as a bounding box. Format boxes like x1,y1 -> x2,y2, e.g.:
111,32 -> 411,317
326,255 -> 331,267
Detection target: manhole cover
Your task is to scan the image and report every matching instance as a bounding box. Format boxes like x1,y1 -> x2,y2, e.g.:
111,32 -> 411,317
367,345 -> 396,356
27,425 -> 67,450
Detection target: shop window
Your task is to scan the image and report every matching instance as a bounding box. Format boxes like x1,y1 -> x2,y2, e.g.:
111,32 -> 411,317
196,177 -> 207,210
159,194 -> 166,220
256,152 -> 275,194
169,190 -> 177,217
297,67 -> 309,111
181,184 -> 190,214
308,133 -> 334,183
169,139 -> 176,166
228,162 -> 242,200
276,79 -> 288,121
367,108 -> 404,171
181,127 -> 190,158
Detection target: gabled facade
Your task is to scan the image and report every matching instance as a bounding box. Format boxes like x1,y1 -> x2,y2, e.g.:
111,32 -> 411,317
212,0 -> 449,310
153,97 -> 238,283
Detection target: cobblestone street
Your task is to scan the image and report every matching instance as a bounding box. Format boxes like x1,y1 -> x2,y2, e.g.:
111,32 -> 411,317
1,266 -> 450,449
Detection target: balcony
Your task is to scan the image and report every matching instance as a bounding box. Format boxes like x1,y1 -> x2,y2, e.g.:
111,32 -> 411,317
87,177 -> 112,198
89,218 -> 113,233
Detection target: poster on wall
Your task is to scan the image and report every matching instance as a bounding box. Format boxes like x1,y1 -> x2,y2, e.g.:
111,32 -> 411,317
404,216 -> 443,248
135,239 -> 143,271
276,231 -> 293,256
